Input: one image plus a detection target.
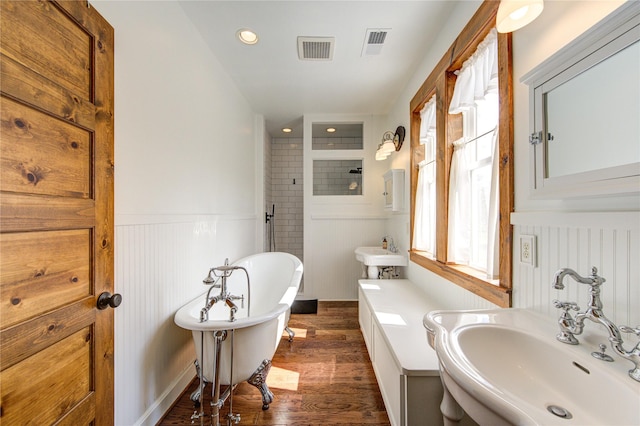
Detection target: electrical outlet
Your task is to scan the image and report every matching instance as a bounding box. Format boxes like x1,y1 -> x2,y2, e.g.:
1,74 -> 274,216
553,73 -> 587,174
519,235 -> 536,267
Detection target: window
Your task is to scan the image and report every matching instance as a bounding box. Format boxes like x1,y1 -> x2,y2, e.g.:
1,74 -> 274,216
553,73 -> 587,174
409,2 -> 513,307
413,95 -> 437,256
447,29 -> 499,278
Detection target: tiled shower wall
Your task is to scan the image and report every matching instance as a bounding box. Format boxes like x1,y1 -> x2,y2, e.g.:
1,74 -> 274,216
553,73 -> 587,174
312,159 -> 363,196
271,138 -> 303,263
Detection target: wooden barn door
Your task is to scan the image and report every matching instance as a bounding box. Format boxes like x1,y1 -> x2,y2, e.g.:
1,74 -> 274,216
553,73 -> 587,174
0,1 -> 115,424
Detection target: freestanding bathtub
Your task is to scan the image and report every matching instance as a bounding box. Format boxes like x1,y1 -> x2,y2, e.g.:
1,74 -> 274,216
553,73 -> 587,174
174,251 -> 303,416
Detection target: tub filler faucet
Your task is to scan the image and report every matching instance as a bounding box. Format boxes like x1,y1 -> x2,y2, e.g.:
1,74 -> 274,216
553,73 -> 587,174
552,266 -> 640,382
200,258 -> 249,323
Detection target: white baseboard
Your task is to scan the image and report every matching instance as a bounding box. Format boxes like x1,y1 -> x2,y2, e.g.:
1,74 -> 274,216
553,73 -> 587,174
134,363 -> 195,426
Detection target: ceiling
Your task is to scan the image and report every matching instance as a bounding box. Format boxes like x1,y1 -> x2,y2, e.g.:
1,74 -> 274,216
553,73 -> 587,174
179,1 -> 459,137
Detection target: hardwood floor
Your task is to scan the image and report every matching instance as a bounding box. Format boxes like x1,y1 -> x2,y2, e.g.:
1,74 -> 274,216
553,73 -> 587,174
158,301 -> 390,425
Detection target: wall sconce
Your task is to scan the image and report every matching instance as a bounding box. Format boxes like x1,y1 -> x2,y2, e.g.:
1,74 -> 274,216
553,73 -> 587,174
496,0 -> 544,33
375,126 -> 405,161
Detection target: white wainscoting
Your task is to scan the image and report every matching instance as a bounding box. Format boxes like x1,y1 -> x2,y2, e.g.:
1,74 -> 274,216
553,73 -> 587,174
305,215 -> 387,300
512,211 -> 639,327
114,214 -> 257,426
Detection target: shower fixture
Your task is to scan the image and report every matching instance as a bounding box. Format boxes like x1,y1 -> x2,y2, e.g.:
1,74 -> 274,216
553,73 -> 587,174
265,204 -> 276,252
265,204 -> 275,224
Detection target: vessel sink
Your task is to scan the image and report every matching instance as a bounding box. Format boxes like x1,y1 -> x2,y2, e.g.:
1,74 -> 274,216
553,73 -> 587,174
424,308 -> 640,425
354,246 -> 407,266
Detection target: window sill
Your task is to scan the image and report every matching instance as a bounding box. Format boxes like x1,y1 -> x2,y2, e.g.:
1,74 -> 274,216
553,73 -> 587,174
409,251 -> 511,308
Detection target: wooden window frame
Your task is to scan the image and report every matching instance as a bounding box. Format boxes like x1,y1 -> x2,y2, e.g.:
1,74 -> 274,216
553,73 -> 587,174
409,1 -> 513,307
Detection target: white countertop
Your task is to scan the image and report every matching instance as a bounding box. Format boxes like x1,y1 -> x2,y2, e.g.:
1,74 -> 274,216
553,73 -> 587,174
358,279 -> 441,376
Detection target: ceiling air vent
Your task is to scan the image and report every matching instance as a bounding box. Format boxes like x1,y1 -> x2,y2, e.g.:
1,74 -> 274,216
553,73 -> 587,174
362,28 -> 390,56
297,36 -> 335,61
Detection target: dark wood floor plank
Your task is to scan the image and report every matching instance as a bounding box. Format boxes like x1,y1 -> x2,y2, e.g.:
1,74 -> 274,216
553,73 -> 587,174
158,301 -> 390,425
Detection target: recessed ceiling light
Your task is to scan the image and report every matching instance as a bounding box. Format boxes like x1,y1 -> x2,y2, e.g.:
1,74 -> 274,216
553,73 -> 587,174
237,28 -> 258,45
282,128 -> 292,133
326,127 -> 336,133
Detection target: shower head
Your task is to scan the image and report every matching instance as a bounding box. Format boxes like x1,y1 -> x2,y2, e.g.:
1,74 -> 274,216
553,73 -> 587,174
349,167 -> 362,174
203,269 -> 216,284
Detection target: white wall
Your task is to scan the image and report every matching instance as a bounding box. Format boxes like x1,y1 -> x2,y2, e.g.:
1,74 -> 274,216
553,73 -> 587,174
92,1 -> 260,424
384,0 -> 640,323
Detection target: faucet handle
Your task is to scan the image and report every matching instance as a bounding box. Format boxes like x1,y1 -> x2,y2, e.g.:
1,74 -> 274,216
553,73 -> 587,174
620,325 -> 640,337
553,300 -> 580,312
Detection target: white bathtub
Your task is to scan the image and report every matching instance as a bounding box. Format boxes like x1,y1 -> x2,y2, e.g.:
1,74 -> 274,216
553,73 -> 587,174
174,252 -> 303,410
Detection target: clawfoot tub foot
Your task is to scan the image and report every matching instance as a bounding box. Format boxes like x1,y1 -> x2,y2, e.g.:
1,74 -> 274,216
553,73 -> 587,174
285,326 -> 295,342
247,359 -> 274,410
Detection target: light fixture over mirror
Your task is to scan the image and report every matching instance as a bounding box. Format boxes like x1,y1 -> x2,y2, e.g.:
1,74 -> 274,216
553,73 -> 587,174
496,0 -> 544,33
375,126 -> 405,161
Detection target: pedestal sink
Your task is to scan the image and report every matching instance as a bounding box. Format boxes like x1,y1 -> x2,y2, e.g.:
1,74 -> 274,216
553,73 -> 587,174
424,308 -> 640,425
354,246 -> 407,279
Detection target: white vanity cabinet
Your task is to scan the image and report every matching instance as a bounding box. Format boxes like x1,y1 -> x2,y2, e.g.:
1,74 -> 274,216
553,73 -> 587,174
383,169 -> 404,212
358,279 -> 444,426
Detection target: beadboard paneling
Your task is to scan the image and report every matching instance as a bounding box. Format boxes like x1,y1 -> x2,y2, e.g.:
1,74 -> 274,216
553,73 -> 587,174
115,216 -> 257,426
512,212 -> 639,327
306,216 -> 386,300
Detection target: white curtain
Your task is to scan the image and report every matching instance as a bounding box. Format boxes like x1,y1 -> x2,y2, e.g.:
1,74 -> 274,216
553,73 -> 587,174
449,28 -> 498,114
413,96 -> 437,253
447,28 -> 499,277
447,137 -> 470,263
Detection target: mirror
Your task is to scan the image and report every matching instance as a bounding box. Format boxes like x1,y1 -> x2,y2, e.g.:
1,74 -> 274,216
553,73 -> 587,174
522,2 -> 640,197
545,40 -> 639,178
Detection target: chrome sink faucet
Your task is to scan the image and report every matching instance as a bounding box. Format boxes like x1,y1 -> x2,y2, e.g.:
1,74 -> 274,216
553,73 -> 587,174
552,266 -> 640,382
384,236 -> 398,253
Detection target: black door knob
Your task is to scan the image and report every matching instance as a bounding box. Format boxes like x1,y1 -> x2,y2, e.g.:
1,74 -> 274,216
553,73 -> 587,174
97,292 -> 122,310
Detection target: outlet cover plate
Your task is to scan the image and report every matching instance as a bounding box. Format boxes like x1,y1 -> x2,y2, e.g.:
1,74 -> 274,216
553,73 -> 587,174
520,235 -> 537,267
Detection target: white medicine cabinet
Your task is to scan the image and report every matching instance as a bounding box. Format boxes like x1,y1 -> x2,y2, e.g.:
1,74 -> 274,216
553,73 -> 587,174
383,169 -> 404,211
521,2 -> 640,198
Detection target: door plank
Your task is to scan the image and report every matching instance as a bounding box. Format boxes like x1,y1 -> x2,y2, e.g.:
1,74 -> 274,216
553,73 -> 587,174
53,393 -> 96,426
0,298 -> 95,371
0,193 -> 95,232
1,328 -> 92,425
0,55 -> 95,128
1,230 -> 91,329
1,96 -> 92,198
0,1 -> 92,100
